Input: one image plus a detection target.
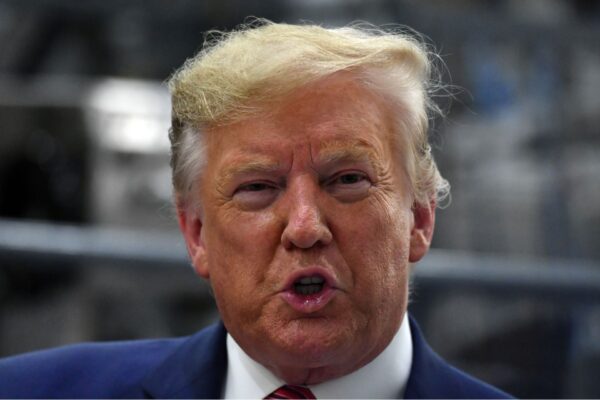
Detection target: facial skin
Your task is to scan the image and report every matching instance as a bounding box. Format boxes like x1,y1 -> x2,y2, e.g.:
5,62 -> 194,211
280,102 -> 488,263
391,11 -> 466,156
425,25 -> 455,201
178,73 -> 435,385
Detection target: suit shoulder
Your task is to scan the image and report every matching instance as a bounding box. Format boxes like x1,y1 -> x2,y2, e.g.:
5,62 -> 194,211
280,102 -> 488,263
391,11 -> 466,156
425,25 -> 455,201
0,337 -> 187,398
406,316 -> 513,399
439,358 -> 513,399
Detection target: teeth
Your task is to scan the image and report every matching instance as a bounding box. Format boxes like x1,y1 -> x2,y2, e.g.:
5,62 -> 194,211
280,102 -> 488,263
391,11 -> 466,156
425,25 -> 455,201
293,275 -> 326,295
295,284 -> 322,295
298,276 -> 325,285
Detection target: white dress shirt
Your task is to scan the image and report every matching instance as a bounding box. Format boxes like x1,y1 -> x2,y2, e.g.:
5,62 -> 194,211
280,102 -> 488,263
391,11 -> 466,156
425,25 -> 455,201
223,313 -> 413,399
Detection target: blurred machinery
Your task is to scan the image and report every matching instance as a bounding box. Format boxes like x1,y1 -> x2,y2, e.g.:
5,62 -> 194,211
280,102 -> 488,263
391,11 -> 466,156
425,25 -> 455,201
84,78 -> 173,230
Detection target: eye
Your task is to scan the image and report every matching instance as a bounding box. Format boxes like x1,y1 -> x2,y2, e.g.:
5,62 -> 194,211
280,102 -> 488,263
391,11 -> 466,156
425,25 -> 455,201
337,173 -> 366,185
327,171 -> 371,202
238,182 -> 272,192
233,181 -> 279,210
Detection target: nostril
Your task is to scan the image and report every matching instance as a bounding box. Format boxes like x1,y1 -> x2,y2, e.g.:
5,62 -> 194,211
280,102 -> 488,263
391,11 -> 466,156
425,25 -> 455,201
281,221 -> 333,250
281,196 -> 332,249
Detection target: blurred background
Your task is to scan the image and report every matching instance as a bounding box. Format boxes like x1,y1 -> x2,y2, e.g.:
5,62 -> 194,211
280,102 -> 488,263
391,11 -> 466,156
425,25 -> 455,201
0,0 -> 599,397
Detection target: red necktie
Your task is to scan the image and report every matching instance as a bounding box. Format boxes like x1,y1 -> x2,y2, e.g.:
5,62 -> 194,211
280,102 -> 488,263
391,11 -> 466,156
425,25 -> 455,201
265,385 -> 316,399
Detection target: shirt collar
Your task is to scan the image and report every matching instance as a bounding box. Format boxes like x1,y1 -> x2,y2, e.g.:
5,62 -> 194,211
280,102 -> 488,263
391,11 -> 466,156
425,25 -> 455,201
223,313 -> 413,399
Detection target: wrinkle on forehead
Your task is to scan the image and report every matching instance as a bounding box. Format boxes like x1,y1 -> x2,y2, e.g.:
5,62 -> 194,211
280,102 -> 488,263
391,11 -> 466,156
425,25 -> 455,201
205,73 -> 399,187
219,137 -> 386,178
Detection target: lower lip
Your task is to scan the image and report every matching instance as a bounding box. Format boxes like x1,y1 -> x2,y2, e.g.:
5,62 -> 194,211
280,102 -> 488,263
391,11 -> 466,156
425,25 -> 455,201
280,285 -> 337,314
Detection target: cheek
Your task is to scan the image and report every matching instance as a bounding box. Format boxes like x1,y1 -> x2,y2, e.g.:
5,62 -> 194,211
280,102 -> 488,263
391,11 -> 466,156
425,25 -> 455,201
204,209 -> 281,286
335,198 -> 412,301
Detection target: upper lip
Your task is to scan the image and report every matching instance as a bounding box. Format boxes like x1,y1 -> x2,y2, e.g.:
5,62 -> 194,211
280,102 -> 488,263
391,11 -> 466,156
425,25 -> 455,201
281,266 -> 338,292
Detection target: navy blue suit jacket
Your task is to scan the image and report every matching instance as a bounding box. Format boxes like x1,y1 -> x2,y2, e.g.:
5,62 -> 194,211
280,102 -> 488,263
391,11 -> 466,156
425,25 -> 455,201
0,317 -> 511,398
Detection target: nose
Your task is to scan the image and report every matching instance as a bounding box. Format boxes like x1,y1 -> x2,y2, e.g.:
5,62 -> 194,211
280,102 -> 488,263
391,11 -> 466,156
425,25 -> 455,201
281,179 -> 333,250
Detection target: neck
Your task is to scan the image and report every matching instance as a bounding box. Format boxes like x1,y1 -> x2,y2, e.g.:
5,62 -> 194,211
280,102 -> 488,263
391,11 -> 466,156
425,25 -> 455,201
263,331 -> 398,385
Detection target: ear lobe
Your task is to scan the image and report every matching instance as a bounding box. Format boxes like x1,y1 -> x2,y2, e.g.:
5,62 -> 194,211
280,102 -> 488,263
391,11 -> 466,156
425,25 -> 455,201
177,205 -> 210,279
409,200 -> 436,263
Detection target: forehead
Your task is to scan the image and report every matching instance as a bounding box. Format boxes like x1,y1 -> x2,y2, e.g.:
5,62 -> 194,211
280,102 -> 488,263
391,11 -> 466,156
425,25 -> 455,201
206,74 -> 397,164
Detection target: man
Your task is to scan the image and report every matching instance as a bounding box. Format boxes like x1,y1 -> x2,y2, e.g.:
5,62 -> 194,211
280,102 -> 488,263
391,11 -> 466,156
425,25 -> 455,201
0,20 -> 511,398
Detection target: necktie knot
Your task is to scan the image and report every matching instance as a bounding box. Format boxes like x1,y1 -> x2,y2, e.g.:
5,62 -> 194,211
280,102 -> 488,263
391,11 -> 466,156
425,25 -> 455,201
265,384 -> 316,399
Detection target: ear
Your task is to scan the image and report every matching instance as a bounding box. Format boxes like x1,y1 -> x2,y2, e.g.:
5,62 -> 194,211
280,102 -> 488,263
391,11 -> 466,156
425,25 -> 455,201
177,203 -> 210,279
409,200 -> 436,263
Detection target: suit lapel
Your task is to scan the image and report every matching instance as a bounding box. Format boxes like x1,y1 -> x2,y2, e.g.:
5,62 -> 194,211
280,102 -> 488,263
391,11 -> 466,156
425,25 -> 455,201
140,316 -> 441,398
139,315 -> 507,399
141,322 -> 228,399
404,316 -> 454,399
404,316 -> 511,399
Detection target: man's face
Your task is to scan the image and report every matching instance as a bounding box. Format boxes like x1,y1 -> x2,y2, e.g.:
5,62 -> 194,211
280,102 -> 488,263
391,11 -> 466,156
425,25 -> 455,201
179,74 -> 434,384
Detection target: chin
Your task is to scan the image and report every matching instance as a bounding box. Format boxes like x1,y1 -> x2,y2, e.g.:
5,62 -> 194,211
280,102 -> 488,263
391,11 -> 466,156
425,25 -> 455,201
271,316 -> 358,365
265,324 -> 372,385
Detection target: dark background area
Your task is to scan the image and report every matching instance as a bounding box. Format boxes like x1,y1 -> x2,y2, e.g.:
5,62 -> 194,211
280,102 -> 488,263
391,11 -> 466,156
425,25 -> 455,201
0,0 -> 599,397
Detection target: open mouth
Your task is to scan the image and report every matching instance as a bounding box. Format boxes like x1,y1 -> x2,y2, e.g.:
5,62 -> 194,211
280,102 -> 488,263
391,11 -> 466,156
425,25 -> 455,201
293,275 -> 325,295
281,269 -> 336,313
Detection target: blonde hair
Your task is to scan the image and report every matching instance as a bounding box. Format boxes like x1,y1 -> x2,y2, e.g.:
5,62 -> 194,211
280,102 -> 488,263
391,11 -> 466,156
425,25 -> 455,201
168,18 -> 449,207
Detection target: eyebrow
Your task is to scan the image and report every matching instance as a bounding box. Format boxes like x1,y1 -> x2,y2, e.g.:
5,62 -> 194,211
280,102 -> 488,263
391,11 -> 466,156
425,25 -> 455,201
316,139 -> 380,167
219,157 -> 282,182
217,138 -> 383,183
